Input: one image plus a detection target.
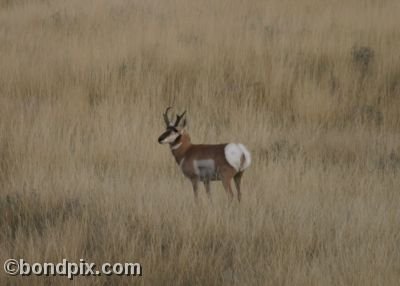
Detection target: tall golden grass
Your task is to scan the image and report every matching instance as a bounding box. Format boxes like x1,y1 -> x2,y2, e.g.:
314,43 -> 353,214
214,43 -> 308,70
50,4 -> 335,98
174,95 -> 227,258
0,0 -> 400,285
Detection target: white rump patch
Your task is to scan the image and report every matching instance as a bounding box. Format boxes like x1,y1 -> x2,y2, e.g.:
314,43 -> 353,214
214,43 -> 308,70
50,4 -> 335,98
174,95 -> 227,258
224,143 -> 251,171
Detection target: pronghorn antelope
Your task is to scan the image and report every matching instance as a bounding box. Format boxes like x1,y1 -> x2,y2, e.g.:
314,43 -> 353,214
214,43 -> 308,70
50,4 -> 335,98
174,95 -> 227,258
158,107 -> 251,201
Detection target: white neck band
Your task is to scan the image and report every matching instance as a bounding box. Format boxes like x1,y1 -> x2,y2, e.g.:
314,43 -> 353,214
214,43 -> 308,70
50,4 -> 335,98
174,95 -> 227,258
171,142 -> 182,150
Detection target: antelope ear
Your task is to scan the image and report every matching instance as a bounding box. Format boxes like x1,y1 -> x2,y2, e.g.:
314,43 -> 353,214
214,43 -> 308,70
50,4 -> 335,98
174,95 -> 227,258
180,118 -> 188,131
181,118 -> 187,128
176,116 -> 187,130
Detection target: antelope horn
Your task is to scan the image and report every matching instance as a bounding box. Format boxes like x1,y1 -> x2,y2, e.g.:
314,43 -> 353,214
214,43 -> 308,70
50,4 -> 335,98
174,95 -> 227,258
163,107 -> 172,126
174,110 -> 186,127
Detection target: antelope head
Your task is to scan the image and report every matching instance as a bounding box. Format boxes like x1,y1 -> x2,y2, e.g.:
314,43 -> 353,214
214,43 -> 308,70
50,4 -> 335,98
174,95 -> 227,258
158,107 -> 187,144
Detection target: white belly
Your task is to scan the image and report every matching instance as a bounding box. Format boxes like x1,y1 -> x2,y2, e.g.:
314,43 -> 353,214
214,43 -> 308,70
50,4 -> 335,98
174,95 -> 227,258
193,159 -> 219,181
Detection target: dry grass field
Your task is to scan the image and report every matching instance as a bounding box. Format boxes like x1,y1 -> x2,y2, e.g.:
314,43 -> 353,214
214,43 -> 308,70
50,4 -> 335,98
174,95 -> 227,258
1,0 -> 400,285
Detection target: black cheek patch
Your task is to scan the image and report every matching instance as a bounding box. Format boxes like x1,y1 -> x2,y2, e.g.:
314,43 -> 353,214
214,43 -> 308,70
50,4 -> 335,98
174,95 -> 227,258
172,134 -> 182,145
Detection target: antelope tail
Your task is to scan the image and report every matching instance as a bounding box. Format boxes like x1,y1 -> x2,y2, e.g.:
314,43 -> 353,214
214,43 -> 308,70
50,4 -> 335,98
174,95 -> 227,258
224,143 -> 251,172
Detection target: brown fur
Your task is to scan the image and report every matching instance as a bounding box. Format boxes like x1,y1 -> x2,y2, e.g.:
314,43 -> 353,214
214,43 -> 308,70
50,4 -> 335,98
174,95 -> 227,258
170,132 -> 243,201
